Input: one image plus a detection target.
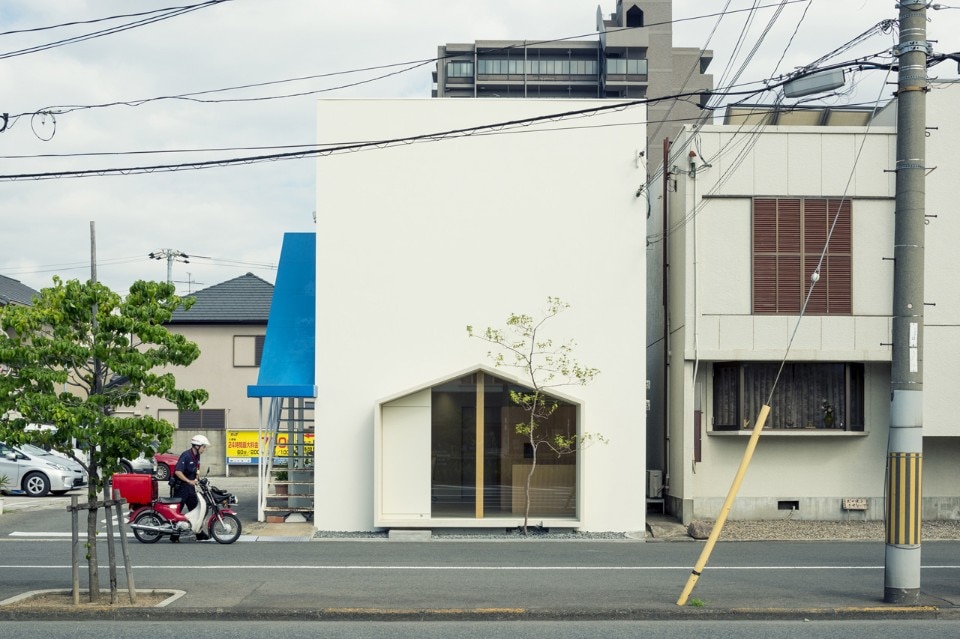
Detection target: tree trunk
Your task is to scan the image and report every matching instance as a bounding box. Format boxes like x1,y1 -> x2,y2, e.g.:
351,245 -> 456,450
523,429 -> 537,536
86,504 -> 100,602
85,465 -> 100,603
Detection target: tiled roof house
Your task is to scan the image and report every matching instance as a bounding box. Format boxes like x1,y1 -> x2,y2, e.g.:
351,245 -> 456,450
130,273 -> 275,475
0,275 -> 38,307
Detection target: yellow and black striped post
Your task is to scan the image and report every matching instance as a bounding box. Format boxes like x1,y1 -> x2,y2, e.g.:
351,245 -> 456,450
886,452 -> 922,546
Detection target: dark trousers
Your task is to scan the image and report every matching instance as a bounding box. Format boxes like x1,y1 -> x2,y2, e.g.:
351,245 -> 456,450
175,483 -> 199,512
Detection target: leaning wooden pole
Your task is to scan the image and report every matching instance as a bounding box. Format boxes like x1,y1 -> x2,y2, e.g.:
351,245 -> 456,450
677,404 -> 771,606
70,496 -> 80,606
113,488 -> 137,604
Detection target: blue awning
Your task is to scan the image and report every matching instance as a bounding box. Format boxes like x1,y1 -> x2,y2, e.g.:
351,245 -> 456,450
247,232 -> 316,398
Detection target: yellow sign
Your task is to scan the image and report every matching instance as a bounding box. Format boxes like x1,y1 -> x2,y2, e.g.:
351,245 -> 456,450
274,432 -> 314,457
226,430 -> 314,464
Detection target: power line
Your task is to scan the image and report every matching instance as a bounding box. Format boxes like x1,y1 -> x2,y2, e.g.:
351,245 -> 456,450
0,1 -> 232,61
4,1 -> 805,128
0,1 -> 229,37
0,87 -> 781,181
0,55 -> 911,183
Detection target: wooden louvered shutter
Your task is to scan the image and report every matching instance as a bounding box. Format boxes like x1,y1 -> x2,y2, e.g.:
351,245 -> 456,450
753,199 -> 778,313
754,197 -> 852,315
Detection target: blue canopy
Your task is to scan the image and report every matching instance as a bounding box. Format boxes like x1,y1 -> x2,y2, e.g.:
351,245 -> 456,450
247,232 -> 316,398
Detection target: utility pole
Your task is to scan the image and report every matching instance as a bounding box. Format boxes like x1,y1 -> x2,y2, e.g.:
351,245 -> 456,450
148,249 -> 190,285
885,0 -> 928,605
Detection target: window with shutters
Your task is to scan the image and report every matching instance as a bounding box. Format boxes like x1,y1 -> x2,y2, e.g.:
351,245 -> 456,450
753,198 -> 851,314
712,362 -> 864,431
178,409 -> 226,430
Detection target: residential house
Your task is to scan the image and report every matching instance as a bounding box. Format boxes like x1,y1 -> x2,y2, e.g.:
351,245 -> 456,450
0,274 -> 38,309
653,81 -> 960,523
0,275 -> 38,374
131,273 -> 273,475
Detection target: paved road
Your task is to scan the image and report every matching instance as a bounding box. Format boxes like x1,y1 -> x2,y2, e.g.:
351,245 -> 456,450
2,620 -> 960,638
2,478 -> 960,621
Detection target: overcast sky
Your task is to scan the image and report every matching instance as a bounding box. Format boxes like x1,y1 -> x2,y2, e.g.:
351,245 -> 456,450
1,0 -> 957,295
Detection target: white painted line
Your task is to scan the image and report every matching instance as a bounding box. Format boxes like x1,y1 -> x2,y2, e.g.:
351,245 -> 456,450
2,563 -> 960,571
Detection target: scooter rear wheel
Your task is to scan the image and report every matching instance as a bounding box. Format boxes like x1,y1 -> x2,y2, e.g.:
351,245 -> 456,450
132,510 -> 165,544
210,513 -> 242,544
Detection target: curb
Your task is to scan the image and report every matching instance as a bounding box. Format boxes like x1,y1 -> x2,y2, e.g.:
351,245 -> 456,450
0,604 -> 948,622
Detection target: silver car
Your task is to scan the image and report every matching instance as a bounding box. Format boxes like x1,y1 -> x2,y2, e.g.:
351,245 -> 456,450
0,442 -> 87,497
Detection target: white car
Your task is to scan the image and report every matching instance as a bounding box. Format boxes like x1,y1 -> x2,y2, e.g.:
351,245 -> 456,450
0,442 -> 87,497
22,423 -> 155,475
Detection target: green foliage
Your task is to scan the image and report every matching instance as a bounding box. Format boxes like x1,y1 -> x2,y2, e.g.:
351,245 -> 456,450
0,277 -> 209,496
468,296 -> 603,534
689,598 -> 705,608
0,472 -> 9,492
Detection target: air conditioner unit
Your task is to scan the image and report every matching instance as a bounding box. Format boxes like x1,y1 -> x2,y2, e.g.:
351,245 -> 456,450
646,470 -> 663,499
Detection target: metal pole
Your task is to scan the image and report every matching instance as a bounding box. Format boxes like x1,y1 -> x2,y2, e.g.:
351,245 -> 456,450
885,0 -> 928,605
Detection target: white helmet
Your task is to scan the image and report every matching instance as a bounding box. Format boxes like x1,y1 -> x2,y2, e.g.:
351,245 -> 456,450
191,435 -> 211,447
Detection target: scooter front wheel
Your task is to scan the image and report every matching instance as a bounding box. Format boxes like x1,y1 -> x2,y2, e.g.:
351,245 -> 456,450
132,510 -> 165,544
210,513 -> 242,544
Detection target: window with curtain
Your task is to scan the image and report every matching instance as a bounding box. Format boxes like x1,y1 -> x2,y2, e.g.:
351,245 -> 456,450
713,362 -> 864,431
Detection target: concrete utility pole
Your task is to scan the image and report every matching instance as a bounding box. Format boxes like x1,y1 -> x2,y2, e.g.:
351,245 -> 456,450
148,248 -> 190,285
885,0 -> 928,605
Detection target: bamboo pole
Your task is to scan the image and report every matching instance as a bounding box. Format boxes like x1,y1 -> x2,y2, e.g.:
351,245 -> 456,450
677,404 -> 771,606
114,489 -> 137,603
70,496 -> 79,606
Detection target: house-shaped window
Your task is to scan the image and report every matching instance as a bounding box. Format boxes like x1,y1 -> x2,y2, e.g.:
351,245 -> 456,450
376,367 -> 580,527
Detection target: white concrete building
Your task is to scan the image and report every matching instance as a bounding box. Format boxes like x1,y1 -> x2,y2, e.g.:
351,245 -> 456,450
312,99 -> 648,532
655,82 -> 960,523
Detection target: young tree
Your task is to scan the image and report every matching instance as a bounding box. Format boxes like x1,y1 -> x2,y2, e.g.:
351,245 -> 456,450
0,277 -> 208,601
468,297 -> 601,535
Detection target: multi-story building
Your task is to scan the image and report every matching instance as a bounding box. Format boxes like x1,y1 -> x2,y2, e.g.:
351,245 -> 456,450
653,82 -> 960,523
433,0 -> 713,156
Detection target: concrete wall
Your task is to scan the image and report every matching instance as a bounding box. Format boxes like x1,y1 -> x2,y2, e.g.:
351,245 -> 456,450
315,99 -> 647,532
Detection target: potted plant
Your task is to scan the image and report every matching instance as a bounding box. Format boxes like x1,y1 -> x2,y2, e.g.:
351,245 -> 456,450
272,470 -> 288,495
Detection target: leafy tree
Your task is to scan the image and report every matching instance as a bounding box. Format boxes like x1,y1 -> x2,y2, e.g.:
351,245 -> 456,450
0,277 -> 208,601
468,296 -> 601,535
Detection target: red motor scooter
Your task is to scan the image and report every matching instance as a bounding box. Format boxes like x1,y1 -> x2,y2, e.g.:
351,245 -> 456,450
114,472 -> 242,544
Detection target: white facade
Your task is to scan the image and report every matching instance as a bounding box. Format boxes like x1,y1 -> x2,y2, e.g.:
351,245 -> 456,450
659,83 -> 960,523
315,99 -> 647,532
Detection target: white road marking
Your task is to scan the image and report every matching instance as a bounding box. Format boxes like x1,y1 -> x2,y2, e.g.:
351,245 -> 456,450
1,563 -> 959,570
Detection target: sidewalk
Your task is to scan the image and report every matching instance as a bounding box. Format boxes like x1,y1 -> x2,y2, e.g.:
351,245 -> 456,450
2,475 -> 959,621
2,535 -> 957,621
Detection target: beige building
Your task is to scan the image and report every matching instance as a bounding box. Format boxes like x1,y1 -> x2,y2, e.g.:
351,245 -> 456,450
653,82 -> 960,522
433,0 -> 713,158
129,273 -> 273,476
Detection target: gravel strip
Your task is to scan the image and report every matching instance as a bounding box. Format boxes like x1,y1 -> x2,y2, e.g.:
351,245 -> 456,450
313,520 -> 960,541
717,518 -> 960,541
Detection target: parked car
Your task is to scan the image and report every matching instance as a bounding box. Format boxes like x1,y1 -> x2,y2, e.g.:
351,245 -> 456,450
153,452 -> 178,481
119,453 -> 155,475
0,442 -> 87,497
23,423 -> 154,475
